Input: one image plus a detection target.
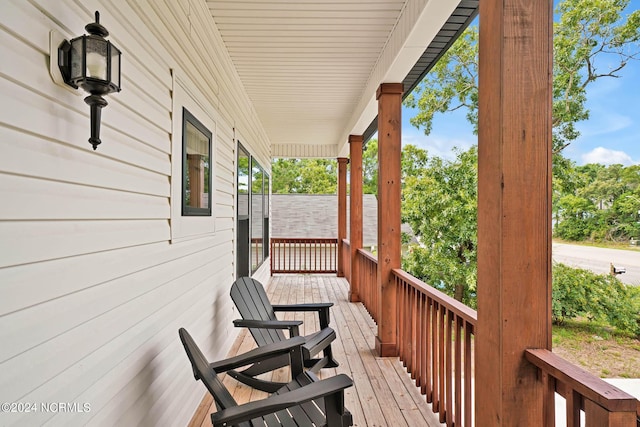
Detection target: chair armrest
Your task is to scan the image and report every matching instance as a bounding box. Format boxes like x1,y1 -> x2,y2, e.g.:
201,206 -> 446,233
233,319 -> 302,337
272,303 -> 333,330
210,374 -> 353,427
272,303 -> 333,312
210,336 -> 306,373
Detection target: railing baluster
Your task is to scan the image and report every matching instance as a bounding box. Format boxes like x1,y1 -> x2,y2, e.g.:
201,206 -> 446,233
445,308 -> 453,425
438,303 -> 445,422
416,292 -> 425,389
398,277 -> 405,364
455,315 -> 462,427
465,322 -> 473,427
431,301 -> 440,412
410,286 -> 418,378
425,295 -> 432,400
405,279 -> 410,365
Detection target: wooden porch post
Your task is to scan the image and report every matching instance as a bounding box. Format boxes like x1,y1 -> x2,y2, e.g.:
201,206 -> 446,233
476,0 -> 553,425
337,157 -> 349,277
375,83 -> 403,357
349,135 -> 363,302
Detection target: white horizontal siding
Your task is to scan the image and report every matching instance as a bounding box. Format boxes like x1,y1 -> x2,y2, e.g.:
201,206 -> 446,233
0,71 -> 170,169
0,220 -> 171,268
0,253 -> 236,426
0,175 -> 169,220
0,0 -> 271,426
0,128 -> 170,195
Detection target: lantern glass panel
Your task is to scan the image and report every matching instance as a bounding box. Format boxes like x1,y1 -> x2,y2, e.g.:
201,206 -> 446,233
85,37 -> 108,81
70,37 -> 84,81
110,45 -> 121,89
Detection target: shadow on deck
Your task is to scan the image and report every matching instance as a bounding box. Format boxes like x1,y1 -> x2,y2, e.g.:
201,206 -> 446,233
189,274 -> 443,427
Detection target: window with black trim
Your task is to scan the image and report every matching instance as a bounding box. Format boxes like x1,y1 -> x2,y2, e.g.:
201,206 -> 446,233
182,108 -> 212,216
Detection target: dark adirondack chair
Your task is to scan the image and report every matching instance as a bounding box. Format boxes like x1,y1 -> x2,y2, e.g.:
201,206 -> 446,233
178,328 -> 353,427
229,277 -> 339,390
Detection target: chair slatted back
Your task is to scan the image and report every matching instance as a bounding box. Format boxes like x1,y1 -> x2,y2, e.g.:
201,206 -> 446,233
178,329 -> 241,415
231,277 -> 287,346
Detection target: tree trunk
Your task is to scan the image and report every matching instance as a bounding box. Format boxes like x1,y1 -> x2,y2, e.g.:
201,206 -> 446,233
454,283 -> 465,302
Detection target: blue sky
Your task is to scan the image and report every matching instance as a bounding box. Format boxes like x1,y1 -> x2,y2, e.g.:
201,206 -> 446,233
401,1 -> 640,166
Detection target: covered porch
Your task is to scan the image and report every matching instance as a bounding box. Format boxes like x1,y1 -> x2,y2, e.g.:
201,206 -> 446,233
3,0 -> 640,425
189,265 -> 640,426
202,0 -> 640,422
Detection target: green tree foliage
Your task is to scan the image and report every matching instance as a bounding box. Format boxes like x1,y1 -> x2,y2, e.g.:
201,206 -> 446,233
404,0 -> 640,154
398,0 -> 640,304
554,0 -> 640,150
271,158 -> 337,194
555,194 -> 598,240
362,139 -> 378,194
554,162 -> 640,241
362,139 -> 431,195
552,263 -> 640,336
402,146 -> 478,306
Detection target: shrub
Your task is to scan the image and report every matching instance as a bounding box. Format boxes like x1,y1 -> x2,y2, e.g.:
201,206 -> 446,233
552,263 -> 640,337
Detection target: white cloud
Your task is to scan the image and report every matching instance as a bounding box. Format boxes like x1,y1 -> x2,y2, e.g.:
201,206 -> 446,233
577,112 -> 633,138
402,130 -> 476,160
581,147 -> 636,166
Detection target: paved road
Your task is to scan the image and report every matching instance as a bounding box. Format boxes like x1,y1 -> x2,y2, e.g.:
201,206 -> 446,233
552,243 -> 640,286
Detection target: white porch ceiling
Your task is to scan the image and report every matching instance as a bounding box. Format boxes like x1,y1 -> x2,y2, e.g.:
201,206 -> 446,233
206,0 -> 477,158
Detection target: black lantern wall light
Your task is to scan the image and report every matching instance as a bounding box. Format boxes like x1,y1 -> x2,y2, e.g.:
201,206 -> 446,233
58,11 -> 121,150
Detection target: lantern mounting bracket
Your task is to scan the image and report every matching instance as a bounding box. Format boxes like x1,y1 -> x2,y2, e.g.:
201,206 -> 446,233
57,40 -> 77,89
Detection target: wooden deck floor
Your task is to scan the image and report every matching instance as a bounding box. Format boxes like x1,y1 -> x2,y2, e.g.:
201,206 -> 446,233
190,275 -> 443,427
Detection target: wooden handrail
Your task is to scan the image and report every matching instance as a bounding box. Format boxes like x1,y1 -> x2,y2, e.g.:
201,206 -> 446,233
357,247 -> 377,263
393,268 -> 477,326
526,348 -> 640,426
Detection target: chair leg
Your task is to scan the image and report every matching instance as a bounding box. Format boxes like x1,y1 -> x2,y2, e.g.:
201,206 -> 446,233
324,389 -> 352,427
324,345 -> 339,368
306,355 -> 339,374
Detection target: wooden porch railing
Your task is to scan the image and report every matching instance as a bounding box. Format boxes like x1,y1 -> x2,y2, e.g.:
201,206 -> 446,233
348,251 -> 639,426
394,269 -> 476,426
526,349 -> 640,427
353,249 -> 475,425
270,238 -> 338,274
355,248 -> 379,323
341,238 -> 351,281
